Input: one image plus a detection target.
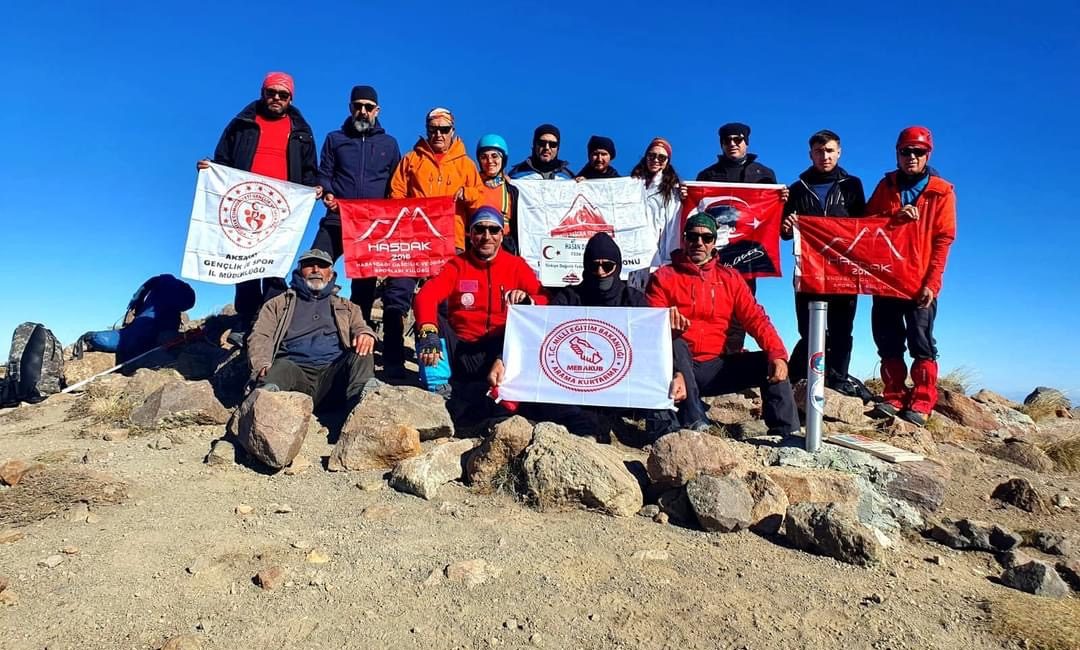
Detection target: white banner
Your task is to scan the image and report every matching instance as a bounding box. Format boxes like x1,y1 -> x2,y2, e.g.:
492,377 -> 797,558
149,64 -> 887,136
499,305 -> 674,410
514,178 -> 655,286
181,162 -> 317,284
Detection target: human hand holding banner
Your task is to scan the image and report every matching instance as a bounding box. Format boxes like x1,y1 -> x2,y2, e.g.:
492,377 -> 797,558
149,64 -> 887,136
339,196 -> 456,279
680,182 -> 785,279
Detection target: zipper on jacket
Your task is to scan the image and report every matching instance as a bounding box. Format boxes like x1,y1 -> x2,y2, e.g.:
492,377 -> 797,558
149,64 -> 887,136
486,264 -> 493,332
360,134 -> 367,197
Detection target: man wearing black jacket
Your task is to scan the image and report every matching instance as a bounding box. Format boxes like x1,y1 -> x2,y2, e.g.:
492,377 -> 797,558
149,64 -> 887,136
197,72 -> 321,334
781,129 -> 867,396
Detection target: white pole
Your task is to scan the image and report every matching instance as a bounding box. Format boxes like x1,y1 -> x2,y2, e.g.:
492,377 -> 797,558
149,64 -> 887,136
805,300 -> 828,452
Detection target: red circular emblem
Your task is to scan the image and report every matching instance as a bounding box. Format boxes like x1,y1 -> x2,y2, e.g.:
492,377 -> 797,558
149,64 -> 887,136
218,182 -> 289,249
540,318 -> 632,392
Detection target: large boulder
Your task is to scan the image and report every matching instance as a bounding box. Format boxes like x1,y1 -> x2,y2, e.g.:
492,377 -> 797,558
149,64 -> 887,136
466,416 -> 534,491
348,384 -> 454,441
390,439 -> 479,500
882,460 -> 950,513
129,380 -> 230,428
991,477 -> 1050,514
645,430 -> 741,490
972,389 -> 1023,410
520,423 -> 642,517
933,388 -> 998,432
927,518 -> 1023,552
764,467 -> 861,506
793,383 -> 871,425
122,368 -> 184,402
1000,560 -> 1071,598
686,474 -> 753,533
742,470 -> 789,535
328,422 -> 421,472
704,394 -> 758,425
984,439 -> 1055,473
1024,386 -> 1072,409
784,502 -> 884,566
63,352 -> 117,387
233,389 -> 312,470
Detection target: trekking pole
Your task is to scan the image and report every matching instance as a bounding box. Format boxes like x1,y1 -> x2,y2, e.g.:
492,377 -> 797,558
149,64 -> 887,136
61,328 -> 205,394
805,301 -> 827,453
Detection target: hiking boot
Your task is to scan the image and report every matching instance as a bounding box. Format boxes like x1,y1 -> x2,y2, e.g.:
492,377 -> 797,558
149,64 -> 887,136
870,401 -> 900,419
898,408 -> 928,427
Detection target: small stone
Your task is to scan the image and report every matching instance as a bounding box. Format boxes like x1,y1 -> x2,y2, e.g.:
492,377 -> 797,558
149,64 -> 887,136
272,503 -> 293,514
306,549 -> 330,564
102,429 -> 129,442
186,555 -> 213,575
85,512 -> 102,524
653,512 -> 670,525
291,540 -> 313,550
0,530 -> 24,544
529,633 -> 543,646
0,590 -> 18,606
356,477 -> 385,491
685,475 -> 753,533
862,593 -> 885,605
631,549 -> 670,561
205,439 -> 236,466
991,477 -> 1050,514
60,546 -> 79,555
0,459 -> 44,486
361,505 -> 395,520
235,504 -> 254,516
1054,559 -> 1080,591
928,555 -> 944,565
389,438 -> 478,499
1000,560 -> 1070,598
637,505 -> 660,518
38,555 -> 65,569
64,502 -> 91,523
0,575 -> 8,592
784,502 -> 884,566
283,455 -> 312,476
256,565 -> 286,590
1029,531 -> 1073,556
1052,493 -> 1071,509
503,619 -> 518,630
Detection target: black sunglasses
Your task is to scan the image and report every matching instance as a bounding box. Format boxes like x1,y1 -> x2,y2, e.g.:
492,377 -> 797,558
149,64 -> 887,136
684,232 -> 716,244
427,125 -> 453,135
722,135 -> 745,145
588,260 -> 617,273
899,147 -> 929,158
646,153 -> 669,163
535,139 -> 559,149
471,224 -> 502,235
352,102 -> 377,112
263,89 -> 291,100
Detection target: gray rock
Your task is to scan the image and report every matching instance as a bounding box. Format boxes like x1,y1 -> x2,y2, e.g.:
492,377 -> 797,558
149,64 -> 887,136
1024,386 -> 1071,409
998,549 -> 1035,570
1055,559 -> 1080,591
882,460 -> 950,513
772,444 -> 881,475
984,438 -> 1054,473
389,439 -> 479,500
234,389 -> 312,470
793,383 -> 871,425
646,430 -> 741,490
348,384 -> 454,441
928,518 -> 1022,552
657,487 -> 695,526
685,475 -> 754,533
1000,560 -> 1071,597
129,380 -> 230,428
784,502 -> 884,566
991,477 -> 1050,514
122,368 -> 184,403
205,439 -> 237,466
983,405 -> 1038,437
1029,531 -> 1072,557
972,389 -> 1023,410
638,504 -> 661,518
743,470 -> 788,535
466,415 -> 534,490
723,420 -> 770,440
520,422 -> 643,517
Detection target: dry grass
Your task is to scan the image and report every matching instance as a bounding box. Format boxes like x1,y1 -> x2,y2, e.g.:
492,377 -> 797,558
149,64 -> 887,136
65,380 -> 137,425
1023,390 -> 1073,422
0,466 -> 127,526
938,366 -> 977,394
1041,435 -> 1080,473
987,592 -> 1080,650
862,377 -> 884,396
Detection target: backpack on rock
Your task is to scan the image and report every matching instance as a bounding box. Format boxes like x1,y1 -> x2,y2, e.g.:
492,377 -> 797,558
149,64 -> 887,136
0,322 -> 64,406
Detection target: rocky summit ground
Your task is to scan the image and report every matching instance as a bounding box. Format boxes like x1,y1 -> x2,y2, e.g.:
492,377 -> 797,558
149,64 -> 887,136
1,353 -> 1078,650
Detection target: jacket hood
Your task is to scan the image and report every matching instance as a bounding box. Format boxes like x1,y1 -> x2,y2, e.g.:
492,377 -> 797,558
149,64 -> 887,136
289,268 -> 337,300
235,101 -> 313,133
412,136 -> 468,164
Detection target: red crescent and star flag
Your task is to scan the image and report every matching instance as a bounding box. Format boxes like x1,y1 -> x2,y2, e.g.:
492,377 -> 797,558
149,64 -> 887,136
680,182 -> 785,279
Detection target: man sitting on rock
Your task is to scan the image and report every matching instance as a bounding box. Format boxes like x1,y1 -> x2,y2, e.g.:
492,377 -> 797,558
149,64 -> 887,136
247,249 -> 377,408
645,213 -> 801,435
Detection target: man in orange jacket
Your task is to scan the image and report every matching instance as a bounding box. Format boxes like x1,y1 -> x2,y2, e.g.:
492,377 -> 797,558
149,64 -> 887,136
383,107 -> 483,377
866,126 -> 957,426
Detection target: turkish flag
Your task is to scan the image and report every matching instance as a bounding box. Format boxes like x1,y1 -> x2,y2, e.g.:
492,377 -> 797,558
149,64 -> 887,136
795,216 -> 923,298
339,197 -> 456,279
681,182 -> 784,279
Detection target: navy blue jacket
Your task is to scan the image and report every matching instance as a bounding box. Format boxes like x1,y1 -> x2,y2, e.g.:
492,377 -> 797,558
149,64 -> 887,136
317,118 -> 402,224
212,101 -> 319,186
695,153 -> 776,184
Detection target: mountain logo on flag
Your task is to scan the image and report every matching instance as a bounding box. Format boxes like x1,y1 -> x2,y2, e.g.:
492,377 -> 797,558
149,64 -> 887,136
820,227 -> 905,261
354,207 -> 445,242
218,182 -> 289,249
550,194 -> 614,238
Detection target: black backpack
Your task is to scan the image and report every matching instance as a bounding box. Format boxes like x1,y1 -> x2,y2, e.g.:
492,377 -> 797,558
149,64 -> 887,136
0,322 -> 64,406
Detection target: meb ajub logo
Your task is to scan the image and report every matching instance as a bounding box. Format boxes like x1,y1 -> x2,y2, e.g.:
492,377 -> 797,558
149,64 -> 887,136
540,319 -> 632,392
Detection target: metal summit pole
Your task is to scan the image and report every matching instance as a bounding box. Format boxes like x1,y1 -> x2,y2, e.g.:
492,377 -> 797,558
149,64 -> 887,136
805,300 -> 828,452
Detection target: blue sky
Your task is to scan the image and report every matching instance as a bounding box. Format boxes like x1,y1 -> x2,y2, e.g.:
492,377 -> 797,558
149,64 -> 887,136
3,1 -> 1078,400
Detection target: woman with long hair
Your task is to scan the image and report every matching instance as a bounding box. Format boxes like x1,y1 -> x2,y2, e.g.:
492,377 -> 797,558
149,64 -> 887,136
629,137 -> 683,288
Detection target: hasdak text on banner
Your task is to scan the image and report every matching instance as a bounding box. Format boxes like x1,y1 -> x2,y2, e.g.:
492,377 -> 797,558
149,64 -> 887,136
339,196 -> 456,279
681,182 -> 784,279
514,178 -> 654,286
181,162 -> 317,284
794,215 -> 923,298
498,305 -> 674,410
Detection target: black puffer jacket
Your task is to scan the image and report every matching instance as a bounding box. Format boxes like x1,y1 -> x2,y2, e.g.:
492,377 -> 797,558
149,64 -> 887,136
212,101 -> 319,186
781,166 -> 866,240
695,153 -> 776,184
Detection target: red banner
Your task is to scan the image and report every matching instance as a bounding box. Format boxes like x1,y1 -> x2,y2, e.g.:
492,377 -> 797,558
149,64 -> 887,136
339,197 -> 456,279
795,216 -> 923,298
681,182 -> 784,279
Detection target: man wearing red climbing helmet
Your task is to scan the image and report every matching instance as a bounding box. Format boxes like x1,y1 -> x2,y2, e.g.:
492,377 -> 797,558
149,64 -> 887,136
866,126 -> 957,426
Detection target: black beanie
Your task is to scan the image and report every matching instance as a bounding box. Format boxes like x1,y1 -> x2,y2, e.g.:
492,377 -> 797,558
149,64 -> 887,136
587,135 -> 617,160
533,123 -> 561,142
584,232 -> 622,268
718,122 -> 751,142
350,85 -> 378,104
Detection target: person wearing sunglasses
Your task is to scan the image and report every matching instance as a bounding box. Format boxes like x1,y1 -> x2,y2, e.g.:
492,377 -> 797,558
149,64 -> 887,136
508,124 -> 575,180
780,129 -> 868,399
304,85 -> 402,330
413,207 -> 547,424
386,107 -> 483,378
695,122 -> 789,355
575,135 -> 620,180
645,213 -> 800,435
471,134 -> 520,254
864,126 -> 956,427
197,72 -> 321,338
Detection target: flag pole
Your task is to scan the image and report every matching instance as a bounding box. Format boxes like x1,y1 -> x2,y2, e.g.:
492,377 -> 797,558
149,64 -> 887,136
805,301 -> 827,452
61,328 -> 205,394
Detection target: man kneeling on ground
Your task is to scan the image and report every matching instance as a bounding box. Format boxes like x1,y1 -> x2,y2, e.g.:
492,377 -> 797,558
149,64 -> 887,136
645,214 -> 801,435
247,249 -> 376,408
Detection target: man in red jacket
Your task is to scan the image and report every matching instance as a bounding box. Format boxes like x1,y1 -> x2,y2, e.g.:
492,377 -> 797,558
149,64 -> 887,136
413,207 -> 547,420
866,126 -> 957,426
645,213 -> 800,434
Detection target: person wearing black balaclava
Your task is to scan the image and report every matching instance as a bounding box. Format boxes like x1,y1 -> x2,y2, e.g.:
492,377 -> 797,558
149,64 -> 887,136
575,135 -> 620,180
552,233 -> 645,307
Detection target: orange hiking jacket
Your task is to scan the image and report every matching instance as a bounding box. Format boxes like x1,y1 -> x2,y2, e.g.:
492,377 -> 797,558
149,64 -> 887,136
390,137 -> 483,249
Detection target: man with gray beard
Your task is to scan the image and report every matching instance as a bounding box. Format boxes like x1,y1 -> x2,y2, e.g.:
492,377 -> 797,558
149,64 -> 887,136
247,249 -> 377,408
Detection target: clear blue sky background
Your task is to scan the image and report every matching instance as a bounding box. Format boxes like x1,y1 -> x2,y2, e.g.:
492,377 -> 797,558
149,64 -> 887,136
3,1 -> 1078,400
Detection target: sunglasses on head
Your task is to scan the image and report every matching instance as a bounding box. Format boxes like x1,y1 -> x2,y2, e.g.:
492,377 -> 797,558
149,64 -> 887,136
471,224 -> 502,235
535,139 -> 559,149
352,102 -> 377,112
722,135 -> 745,145
264,89 -> 291,100
588,260 -> 617,273
684,232 -> 716,244
646,152 -> 669,163
427,125 -> 453,135
899,147 -> 929,158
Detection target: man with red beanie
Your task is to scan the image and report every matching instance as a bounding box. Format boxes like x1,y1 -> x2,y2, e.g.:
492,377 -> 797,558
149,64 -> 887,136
198,72 -> 321,336
866,126 -> 957,426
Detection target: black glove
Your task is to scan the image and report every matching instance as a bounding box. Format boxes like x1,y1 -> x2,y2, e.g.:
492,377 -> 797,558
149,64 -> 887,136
417,327 -> 440,356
